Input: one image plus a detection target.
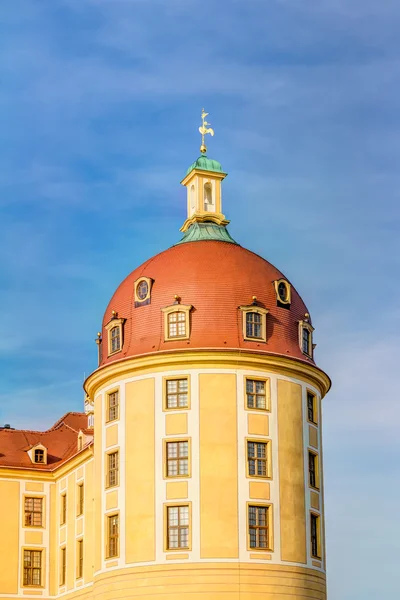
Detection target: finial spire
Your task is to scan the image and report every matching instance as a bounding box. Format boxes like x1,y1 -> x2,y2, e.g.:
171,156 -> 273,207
199,108 -> 214,154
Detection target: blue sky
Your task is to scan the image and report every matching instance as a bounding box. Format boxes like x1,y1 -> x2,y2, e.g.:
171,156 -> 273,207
1,1 -> 399,597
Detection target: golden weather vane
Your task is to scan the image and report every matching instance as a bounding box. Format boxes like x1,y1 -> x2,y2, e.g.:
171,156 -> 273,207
199,108 -> 214,154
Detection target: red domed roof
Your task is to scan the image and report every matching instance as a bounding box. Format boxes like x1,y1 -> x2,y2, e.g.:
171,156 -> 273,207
100,240 -> 314,367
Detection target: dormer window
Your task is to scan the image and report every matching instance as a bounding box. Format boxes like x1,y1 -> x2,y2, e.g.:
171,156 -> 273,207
299,316 -> 314,358
161,304 -> 192,342
28,444 -> 47,465
134,277 -> 153,307
110,326 -> 120,353
246,312 -> 262,339
168,311 -> 186,337
239,304 -> 269,343
34,449 -> 45,464
303,328 -> 310,353
274,279 -> 291,307
104,315 -> 125,357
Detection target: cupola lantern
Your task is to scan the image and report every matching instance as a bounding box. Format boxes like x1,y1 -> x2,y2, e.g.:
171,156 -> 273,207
180,110 -> 229,232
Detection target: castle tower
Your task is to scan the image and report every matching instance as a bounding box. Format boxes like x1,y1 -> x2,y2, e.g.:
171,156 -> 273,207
0,112 -> 330,600
85,113 -> 331,599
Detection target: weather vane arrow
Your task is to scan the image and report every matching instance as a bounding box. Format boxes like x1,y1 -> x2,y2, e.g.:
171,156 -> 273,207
199,108 -> 214,154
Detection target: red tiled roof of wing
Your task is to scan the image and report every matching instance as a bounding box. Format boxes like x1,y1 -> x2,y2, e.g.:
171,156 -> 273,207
100,240 -> 314,367
0,412 -> 91,470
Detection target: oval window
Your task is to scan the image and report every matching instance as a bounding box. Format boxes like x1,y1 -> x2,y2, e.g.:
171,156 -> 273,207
277,281 -> 288,302
137,280 -> 149,300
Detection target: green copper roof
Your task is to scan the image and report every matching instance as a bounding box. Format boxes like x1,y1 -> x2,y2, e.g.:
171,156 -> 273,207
175,222 -> 238,245
185,155 -> 226,177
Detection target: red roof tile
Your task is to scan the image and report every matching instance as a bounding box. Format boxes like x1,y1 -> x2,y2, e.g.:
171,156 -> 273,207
0,412 -> 90,470
100,240 -> 315,367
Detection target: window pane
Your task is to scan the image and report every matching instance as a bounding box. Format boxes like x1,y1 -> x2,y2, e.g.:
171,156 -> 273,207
257,507 -> 267,525
246,379 -> 267,410
307,393 -> 315,422
166,379 -> 188,409
168,460 -> 178,476
179,527 -> 189,547
179,459 -> 188,475
257,462 -> 266,477
302,329 -> 310,353
168,312 -> 187,338
179,442 -> 188,457
167,443 -> 178,458
258,529 -> 268,548
255,381 -> 265,393
169,530 -> 178,548
257,444 -> 266,458
111,326 -> 121,352
248,442 -> 255,458
168,507 -> 178,525
179,506 -> 189,524
249,506 -> 257,526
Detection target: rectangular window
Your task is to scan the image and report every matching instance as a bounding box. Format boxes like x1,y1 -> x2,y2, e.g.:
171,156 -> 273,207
61,494 -> 67,525
23,550 -> 42,587
110,325 -> 121,353
107,514 -> 119,558
168,311 -> 186,338
34,449 -> 45,463
77,484 -> 84,516
308,451 -> 318,489
302,327 -> 310,354
166,378 -> 188,409
24,497 -> 43,527
167,505 -> 189,549
247,441 -> 268,477
166,441 -> 189,477
310,513 -> 320,558
77,540 -> 83,579
107,391 -> 119,421
248,505 -> 270,549
307,392 -> 317,424
107,451 -> 119,488
246,379 -> 267,410
246,311 -> 262,339
60,547 -> 66,586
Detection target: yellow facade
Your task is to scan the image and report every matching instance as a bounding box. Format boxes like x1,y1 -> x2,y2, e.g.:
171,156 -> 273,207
0,351 -> 329,600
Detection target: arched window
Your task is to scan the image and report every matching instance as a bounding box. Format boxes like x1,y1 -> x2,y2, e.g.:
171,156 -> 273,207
110,326 -> 121,353
204,182 -> 215,212
168,311 -> 186,338
246,312 -> 262,339
190,185 -> 196,213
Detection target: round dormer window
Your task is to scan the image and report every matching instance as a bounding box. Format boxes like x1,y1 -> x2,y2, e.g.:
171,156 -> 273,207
277,281 -> 288,302
137,280 -> 149,300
